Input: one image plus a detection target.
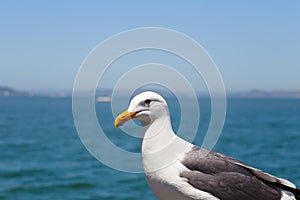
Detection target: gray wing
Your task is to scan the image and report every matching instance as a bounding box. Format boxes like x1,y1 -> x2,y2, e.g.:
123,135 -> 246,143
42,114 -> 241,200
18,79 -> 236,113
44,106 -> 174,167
180,146 -> 299,200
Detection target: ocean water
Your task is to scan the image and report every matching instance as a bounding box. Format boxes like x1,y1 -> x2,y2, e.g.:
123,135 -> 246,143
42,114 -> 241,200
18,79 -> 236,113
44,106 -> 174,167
0,97 -> 299,200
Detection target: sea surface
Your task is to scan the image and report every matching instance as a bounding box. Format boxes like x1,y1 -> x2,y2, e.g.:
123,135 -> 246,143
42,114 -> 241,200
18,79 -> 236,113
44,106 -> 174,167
0,97 -> 299,200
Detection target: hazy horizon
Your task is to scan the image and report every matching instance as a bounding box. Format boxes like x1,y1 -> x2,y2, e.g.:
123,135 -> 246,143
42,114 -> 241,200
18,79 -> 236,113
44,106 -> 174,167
1,84 -> 300,96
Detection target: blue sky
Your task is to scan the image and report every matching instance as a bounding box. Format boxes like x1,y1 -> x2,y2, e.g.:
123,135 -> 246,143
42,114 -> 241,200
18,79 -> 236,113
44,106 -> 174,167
0,1 -> 299,93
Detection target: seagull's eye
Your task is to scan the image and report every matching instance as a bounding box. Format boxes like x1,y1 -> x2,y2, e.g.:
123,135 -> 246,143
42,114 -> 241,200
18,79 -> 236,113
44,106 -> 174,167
144,99 -> 151,106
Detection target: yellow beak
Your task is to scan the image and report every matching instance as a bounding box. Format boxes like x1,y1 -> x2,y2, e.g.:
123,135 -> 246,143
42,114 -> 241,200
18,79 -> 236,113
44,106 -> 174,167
114,110 -> 137,128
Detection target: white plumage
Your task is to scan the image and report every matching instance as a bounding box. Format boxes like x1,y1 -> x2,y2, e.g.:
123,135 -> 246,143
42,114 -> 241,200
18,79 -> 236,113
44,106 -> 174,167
114,91 -> 299,200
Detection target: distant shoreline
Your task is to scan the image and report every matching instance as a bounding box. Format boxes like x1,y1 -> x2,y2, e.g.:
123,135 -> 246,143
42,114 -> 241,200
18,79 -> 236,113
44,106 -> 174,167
1,86 -> 299,99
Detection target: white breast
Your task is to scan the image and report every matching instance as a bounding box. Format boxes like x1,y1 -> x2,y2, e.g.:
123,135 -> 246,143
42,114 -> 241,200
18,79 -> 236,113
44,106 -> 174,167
144,158 -> 219,200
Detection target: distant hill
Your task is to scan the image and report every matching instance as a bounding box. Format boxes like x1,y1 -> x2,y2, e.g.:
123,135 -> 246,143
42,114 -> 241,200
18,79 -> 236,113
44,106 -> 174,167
231,89 -> 300,98
0,86 -> 30,97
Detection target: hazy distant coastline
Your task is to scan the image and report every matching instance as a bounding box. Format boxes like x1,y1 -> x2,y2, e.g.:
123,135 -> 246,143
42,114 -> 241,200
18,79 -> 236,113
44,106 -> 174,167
229,89 -> 300,99
1,86 -> 300,99
0,86 -> 32,97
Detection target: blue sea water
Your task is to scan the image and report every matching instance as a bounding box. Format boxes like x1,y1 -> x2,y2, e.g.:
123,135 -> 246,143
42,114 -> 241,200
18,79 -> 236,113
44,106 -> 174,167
0,97 -> 299,200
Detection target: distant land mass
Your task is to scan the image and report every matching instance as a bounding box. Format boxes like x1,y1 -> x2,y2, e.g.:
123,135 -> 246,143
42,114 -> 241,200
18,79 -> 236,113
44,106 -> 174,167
0,86 -> 31,97
231,89 -> 300,98
0,86 -> 300,98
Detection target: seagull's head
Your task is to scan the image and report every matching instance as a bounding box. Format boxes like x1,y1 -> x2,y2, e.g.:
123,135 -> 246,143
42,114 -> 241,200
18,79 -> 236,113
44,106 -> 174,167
114,91 -> 169,128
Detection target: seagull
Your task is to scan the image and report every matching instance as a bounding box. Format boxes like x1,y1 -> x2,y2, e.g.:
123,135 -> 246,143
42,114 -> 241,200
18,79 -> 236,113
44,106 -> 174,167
114,91 -> 300,200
